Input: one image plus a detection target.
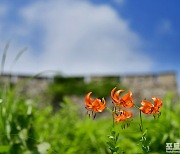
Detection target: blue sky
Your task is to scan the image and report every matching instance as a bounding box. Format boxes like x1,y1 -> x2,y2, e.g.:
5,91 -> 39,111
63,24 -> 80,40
0,0 -> 180,89
105,0 -> 180,71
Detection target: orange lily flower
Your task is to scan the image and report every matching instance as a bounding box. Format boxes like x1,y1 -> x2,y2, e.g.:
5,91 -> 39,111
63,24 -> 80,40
140,97 -> 163,114
115,110 -> 132,123
111,87 -> 134,108
85,92 -> 106,112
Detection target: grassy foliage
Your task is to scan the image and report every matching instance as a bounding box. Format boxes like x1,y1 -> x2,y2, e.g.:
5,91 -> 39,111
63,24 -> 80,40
0,79 -> 179,153
0,83 -> 38,153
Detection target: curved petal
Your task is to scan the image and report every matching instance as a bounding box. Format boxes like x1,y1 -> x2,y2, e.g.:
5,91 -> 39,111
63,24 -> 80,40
140,106 -> 152,114
102,98 -> 106,107
111,87 -> 124,106
115,110 -> 133,123
110,87 -> 119,104
152,97 -> 163,108
115,114 -> 126,123
92,98 -> 101,107
85,92 -> 93,109
121,91 -> 134,108
96,102 -> 106,112
126,111 -> 133,118
141,100 -> 154,108
140,100 -> 154,114
92,98 -> 106,112
140,97 -> 163,115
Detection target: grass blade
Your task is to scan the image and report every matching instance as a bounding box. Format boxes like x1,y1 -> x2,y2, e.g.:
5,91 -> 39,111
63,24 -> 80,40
10,47 -> 27,71
1,41 -> 10,75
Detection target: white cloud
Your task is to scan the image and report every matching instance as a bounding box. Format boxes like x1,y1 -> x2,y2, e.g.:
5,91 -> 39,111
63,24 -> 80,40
0,0 -> 154,76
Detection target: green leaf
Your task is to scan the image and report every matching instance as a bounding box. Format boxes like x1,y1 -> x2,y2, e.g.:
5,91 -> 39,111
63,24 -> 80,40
0,145 -> 11,153
107,141 -> 114,148
108,135 -> 114,140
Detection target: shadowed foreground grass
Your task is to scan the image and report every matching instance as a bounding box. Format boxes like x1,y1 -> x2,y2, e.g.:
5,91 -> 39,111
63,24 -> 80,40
0,83 -> 179,154
34,95 -> 180,154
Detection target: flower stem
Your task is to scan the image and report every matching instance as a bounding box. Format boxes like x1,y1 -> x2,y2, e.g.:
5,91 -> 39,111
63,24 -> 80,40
134,104 -> 140,109
139,110 -> 150,153
112,107 -> 115,128
112,113 -> 114,128
139,110 -> 143,132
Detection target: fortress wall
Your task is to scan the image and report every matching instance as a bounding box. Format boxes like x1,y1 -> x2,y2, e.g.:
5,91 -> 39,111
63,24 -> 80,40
120,73 -> 178,103
0,72 -> 178,105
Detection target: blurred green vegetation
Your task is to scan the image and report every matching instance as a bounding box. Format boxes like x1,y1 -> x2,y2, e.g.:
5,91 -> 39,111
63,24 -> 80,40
48,75 -> 124,108
0,82 -> 38,153
0,77 -> 179,154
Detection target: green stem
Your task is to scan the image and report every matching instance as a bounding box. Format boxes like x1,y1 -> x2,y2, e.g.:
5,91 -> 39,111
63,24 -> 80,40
112,107 -> 115,128
105,106 -> 115,128
139,110 -> 143,132
134,104 -> 140,109
112,115 -> 114,128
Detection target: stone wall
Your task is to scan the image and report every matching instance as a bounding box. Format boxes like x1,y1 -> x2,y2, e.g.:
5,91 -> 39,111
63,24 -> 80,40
0,74 -> 50,101
0,72 -> 178,105
120,72 -> 178,101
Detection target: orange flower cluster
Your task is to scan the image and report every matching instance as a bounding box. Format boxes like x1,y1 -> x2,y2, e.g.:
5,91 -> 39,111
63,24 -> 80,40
84,87 -> 163,122
85,92 -> 106,118
140,97 -> 163,114
111,88 -> 134,108
111,87 -> 134,123
115,110 -> 133,123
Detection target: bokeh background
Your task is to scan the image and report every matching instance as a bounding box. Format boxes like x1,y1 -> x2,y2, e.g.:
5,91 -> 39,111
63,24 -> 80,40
0,0 -> 180,84
0,0 -> 180,153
